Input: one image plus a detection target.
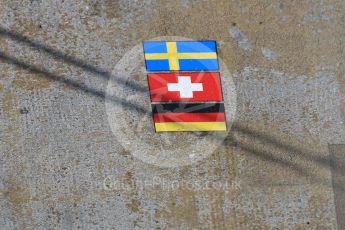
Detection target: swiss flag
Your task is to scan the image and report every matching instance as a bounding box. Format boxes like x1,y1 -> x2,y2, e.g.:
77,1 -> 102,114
147,72 -> 223,102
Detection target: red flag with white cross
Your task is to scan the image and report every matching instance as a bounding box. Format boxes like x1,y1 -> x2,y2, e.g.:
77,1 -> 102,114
147,72 -> 223,102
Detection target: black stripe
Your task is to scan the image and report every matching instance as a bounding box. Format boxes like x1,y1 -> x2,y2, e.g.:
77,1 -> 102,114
152,103 -> 225,113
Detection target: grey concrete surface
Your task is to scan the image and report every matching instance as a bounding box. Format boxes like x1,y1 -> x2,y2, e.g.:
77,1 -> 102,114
0,0 -> 345,229
330,144 -> 345,229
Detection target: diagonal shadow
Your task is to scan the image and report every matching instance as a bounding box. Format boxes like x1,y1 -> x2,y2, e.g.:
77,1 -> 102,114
222,122 -> 344,192
231,123 -> 331,167
0,52 -> 149,115
0,27 -> 146,93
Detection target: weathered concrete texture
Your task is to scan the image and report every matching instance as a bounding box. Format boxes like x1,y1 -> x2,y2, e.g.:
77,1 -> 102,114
329,144 -> 345,229
0,0 -> 345,229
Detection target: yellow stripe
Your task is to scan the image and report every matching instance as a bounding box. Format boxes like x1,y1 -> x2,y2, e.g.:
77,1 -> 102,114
166,42 -> 179,70
177,52 -> 217,59
155,122 -> 226,132
145,52 -> 217,60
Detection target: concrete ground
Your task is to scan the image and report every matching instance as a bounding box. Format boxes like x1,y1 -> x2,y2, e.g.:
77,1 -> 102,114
0,0 -> 345,229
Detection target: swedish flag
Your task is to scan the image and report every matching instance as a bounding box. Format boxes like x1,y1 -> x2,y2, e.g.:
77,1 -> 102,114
143,41 -> 219,71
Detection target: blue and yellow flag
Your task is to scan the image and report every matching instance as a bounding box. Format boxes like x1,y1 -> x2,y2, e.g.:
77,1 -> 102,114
143,41 -> 219,71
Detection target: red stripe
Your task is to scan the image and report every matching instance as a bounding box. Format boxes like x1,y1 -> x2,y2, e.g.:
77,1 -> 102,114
153,113 -> 225,123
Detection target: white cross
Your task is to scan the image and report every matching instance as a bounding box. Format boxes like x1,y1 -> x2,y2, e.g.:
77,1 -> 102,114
167,76 -> 203,98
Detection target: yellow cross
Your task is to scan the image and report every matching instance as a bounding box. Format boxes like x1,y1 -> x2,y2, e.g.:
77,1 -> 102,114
145,42 -> 217,71
166,42 -> 180,70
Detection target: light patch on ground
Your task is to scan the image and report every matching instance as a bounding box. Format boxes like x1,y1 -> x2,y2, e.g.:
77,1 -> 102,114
229,26 -> 251,51
261,47 -> 279,60
303,1 -> 334,22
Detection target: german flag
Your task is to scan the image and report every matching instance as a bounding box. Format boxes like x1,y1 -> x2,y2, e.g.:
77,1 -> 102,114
152,103 -> 226,132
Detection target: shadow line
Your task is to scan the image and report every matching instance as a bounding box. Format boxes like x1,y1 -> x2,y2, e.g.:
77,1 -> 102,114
0,27 -> 146,93
0,52 -> 149,115
222,123 -> 344,191
231,123 -> 330,167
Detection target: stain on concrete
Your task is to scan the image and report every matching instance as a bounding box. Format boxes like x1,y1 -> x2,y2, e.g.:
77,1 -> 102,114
157,187 -> 199,229
1,90 -> 19,118
126,199 -> 141,213
229,26 -> 251,51
11,73 -> 52,91
6,186 -> 31,206
261,47 -> 279,60
303,0 -> 334,22
2,179 -> 34,229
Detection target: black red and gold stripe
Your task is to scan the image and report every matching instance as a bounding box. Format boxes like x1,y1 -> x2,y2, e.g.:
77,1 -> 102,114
152,103 -> 226,132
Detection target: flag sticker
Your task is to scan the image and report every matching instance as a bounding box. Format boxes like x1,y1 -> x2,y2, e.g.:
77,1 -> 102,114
143,40 -> 226,132
152,103 -> 227,132
143,41 -> 219,71
147,72 -> 223,102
